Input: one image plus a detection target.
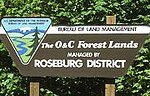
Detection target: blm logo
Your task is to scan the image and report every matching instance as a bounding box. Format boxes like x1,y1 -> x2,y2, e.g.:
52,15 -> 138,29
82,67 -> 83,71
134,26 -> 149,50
1,18 -> 51,65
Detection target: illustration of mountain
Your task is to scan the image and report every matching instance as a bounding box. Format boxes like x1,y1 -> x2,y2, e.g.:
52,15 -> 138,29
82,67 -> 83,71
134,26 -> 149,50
24,29 -> 45,35
7,27 -> 46,37
22,32 -> 45,38
7,29 -> 23,33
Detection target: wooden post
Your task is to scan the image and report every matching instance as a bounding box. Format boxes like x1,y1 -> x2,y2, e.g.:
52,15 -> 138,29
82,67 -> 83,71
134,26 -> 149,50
105,15 -> 116,96
105,84 -> 115,96
30,82 -> 39,96
106,16 -> 116,24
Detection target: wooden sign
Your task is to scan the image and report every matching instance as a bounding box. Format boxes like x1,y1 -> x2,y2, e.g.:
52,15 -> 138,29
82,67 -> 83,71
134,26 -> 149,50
0,17 -> 149,78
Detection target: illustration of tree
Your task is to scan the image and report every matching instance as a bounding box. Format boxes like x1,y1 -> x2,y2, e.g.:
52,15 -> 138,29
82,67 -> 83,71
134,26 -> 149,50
26,26 -> 40,56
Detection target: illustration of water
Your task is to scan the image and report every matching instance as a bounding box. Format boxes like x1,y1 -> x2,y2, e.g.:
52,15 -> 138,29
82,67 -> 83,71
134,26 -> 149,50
13,38 -> 28,55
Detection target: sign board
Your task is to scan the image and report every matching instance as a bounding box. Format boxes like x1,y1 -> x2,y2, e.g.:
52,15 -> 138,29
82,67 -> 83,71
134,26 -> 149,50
0,18 -> 149,78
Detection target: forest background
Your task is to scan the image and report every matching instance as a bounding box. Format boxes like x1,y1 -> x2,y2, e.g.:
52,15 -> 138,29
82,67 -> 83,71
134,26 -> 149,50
0,0 -> 149,96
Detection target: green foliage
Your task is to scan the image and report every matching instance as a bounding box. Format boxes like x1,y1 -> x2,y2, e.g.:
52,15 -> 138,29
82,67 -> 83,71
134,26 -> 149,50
0,71 -> 25,95
0,0 -> 149,25
0,0 -> 150,95
0,40 -> 27,95
40,88 -> 58,96
39,77 -> 104,95
116,36 -> 150,96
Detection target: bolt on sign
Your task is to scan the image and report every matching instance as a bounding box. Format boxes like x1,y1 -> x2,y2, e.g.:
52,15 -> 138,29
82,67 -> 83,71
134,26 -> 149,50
0,17 -> 149,78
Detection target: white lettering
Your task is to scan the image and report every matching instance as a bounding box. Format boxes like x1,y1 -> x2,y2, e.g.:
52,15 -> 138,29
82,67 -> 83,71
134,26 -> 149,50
87,60 -> 126,68
34,59 -> 83,68
77,41 -> 107,48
